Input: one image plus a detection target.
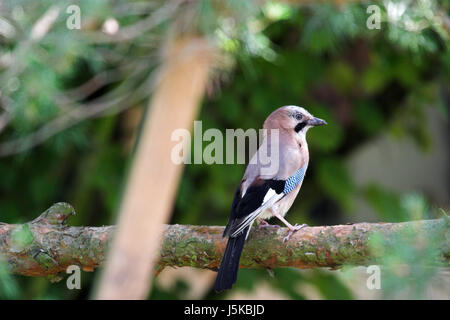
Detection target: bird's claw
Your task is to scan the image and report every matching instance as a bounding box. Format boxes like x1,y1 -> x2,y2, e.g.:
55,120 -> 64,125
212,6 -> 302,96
282,223 -> 308,242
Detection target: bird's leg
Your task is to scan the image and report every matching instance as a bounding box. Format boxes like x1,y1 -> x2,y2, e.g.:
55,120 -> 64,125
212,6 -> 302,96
272,212 -> 308,242
256,218 -> 270,226
283,224 -> 308,242
256,218 -> 280,229
257,210 -> 280,228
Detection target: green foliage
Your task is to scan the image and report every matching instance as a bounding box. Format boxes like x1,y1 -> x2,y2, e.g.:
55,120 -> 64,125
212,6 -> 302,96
317,157 -> 355,211
305,269 -> 354,300
0,0 -> 448,299
364,184 -> 406,222
302,4 -> 367,54
306,104 -> 344,152
354,101 -> 384,134
369,217 -> 447,299
0,261 -> 19,299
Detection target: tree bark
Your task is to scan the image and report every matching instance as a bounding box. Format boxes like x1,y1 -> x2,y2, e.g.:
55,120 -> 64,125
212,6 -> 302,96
0,203 -> 448,280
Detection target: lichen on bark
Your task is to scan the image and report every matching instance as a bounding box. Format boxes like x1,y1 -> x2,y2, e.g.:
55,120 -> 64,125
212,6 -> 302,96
0,203 -> 448,279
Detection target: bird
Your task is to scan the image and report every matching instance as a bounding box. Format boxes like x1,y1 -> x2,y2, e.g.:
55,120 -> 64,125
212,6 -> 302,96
214,105 -> 326,292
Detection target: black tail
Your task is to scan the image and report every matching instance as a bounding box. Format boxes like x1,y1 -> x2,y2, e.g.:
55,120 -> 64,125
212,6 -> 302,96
214,227 -> 248,292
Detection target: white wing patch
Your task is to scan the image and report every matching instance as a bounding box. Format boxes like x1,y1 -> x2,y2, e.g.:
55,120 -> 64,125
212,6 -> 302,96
263,188 -> 276,204
230,191 -> 284,237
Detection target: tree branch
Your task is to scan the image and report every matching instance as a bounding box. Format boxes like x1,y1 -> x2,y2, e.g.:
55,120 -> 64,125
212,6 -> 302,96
0,203 -> 448,279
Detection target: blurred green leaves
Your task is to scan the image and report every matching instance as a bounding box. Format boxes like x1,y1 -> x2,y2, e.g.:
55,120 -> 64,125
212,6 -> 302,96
0,0 -> 448,300
305,269 -> 353,300
306,105 -> 344,152
317,158 -> 355,211
364,185 -> 436,223
227,268 -> 354,300
354,101 -> 384,134
0,260 -> 20,299
333,206 -> 450,300
263,1 -> 292,21
369,218 -> 448,299
364,184 -> 405,222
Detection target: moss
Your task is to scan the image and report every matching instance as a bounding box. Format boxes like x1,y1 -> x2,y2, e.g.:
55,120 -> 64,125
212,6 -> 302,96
10,224 -> 34,253
36,203 -> 76,225
31,246 -> 58,270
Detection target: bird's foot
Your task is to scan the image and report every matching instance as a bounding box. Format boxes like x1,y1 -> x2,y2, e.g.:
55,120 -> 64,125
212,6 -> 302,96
257,218 -> 270,226
257,218 -> 280,228
283,223 -> 308,242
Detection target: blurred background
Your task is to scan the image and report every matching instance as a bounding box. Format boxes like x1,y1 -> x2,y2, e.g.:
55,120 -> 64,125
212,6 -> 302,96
0,0 -> 449,299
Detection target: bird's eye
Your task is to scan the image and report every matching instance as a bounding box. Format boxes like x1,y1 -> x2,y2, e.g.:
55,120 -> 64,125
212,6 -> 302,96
295,113 -> 303,121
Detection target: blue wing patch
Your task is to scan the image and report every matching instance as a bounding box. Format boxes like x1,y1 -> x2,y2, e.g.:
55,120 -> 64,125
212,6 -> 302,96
224,165 -> 307,238
283,165 -> 306,194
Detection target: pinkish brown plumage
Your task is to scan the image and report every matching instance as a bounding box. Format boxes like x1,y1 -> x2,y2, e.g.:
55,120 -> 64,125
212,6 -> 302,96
214,105 -> 326,292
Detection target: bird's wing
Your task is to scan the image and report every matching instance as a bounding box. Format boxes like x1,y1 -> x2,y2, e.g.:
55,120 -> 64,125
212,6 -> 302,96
224,164 -> 308,238
223,178 -> 286,238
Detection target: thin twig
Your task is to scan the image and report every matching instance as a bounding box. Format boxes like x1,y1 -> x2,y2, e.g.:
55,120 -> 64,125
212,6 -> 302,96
84,1 -> 182,44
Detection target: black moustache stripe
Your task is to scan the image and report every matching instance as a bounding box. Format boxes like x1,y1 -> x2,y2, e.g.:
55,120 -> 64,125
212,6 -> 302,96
294,122 -> 306,133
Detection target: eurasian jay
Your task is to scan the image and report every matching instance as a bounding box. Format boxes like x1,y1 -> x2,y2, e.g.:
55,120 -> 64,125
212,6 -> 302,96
214,105 -> 326,292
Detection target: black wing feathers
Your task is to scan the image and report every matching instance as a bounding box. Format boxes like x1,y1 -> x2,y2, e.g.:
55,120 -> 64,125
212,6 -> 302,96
216,178 -> 286,292
223,179 -> 285,237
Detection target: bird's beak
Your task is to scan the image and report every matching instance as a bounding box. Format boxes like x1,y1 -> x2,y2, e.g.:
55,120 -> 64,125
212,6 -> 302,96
308,117 -> 327,127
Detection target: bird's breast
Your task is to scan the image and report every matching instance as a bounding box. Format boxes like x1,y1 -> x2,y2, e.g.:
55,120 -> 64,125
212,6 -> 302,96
272,183 -> 302,218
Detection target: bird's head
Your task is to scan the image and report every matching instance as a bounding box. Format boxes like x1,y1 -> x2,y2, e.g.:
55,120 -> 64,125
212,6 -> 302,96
264,105 -> 327,135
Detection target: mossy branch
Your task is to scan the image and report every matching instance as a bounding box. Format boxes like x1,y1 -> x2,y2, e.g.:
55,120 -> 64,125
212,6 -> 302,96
0,203 -> 448,279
